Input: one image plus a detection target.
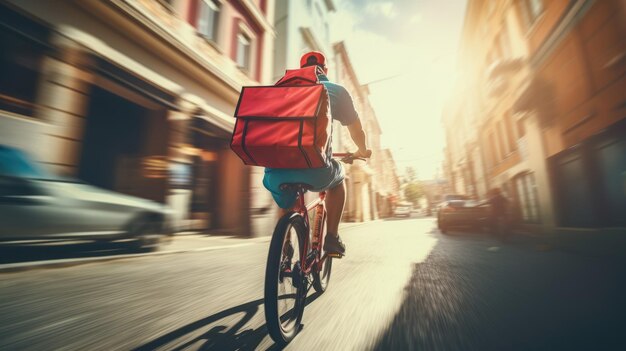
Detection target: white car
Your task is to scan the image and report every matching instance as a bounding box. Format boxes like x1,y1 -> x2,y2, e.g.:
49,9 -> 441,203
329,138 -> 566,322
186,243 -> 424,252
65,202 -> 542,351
394,204 -> 412,218
0,145 -> 172,251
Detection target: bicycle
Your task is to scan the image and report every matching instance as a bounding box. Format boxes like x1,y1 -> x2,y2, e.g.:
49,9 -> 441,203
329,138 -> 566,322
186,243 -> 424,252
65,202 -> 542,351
263,152 -> 365,345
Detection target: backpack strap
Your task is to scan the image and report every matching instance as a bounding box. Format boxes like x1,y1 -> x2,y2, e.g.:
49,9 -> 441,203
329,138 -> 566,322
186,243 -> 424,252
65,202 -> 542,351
275,66 -> 322,86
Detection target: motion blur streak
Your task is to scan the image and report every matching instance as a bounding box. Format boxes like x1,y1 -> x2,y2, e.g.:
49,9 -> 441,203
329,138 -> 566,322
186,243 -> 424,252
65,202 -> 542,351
0,219 -> 436,350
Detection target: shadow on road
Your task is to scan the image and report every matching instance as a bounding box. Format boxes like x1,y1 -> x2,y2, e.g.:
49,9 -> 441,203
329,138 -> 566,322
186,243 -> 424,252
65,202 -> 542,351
133,292 -> 322,351
0,241 -> 137,264
371,232 -> 626,351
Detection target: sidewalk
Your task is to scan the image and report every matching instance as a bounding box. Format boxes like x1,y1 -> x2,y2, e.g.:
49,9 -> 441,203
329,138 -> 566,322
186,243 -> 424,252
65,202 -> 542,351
0,233 -> 269,274
0,220 -> 376,273
551,227 -> 626,257
509,227 -> 626,257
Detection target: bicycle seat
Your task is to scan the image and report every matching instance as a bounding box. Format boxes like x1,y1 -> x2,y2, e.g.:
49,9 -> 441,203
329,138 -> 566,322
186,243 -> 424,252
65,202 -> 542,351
280,183 -> 313,192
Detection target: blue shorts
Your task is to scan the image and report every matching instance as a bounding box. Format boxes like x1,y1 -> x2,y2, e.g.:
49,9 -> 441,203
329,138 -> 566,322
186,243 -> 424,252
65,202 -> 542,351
263,159 -> 345,209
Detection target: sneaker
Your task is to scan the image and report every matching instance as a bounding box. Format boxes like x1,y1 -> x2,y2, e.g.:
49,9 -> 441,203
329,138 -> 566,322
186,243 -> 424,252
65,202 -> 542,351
323,233 -> 346,256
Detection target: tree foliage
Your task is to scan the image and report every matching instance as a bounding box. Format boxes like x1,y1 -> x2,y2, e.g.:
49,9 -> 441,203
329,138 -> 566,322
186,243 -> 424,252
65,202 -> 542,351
404,181 -> 424,206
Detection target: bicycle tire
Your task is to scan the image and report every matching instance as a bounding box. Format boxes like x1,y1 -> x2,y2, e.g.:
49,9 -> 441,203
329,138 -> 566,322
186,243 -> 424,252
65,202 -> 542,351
313,211 -> 332,293
264,213 -> 308,345
312,256 -> 332,293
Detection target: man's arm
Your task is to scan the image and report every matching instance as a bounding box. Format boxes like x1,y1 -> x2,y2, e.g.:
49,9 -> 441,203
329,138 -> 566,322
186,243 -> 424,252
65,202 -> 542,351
347,119 -> 372,158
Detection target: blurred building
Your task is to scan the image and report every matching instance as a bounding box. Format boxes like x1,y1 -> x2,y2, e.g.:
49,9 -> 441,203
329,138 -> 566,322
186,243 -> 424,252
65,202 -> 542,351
445,0 -> 626,232
442,87 -> 487,200
332,41 -> 383,222
0,0 -> 276,236
271,0 -> 335,82
377,148 -> 401,217
421,178 -> 450,213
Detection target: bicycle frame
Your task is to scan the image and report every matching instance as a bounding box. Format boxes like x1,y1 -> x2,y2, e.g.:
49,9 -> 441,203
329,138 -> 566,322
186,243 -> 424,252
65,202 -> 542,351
287,153 -> 357,276
292,188 -> 327,276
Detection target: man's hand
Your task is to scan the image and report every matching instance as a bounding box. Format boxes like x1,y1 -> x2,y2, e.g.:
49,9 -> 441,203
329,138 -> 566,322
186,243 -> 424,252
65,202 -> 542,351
347,120 -> 371,160
354,148 -> 372,159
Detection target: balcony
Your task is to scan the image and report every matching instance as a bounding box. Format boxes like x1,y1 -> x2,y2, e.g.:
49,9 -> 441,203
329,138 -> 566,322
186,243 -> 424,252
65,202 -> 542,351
484,58 -> 530,99
517,136 -> 529,160
488,150 -> 522,178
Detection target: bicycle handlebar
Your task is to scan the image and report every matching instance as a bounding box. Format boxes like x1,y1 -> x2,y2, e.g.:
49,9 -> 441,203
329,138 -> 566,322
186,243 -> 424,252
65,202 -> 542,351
332,152 -> 369,164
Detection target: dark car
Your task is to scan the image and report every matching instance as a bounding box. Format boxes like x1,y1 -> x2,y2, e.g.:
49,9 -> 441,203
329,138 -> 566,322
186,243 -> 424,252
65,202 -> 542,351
0,145 -> 172,250
437,195 -> 490,233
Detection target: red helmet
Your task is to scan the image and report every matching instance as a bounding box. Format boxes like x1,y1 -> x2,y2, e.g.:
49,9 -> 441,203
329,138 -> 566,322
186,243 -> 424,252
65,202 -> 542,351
300,51 -> 326,68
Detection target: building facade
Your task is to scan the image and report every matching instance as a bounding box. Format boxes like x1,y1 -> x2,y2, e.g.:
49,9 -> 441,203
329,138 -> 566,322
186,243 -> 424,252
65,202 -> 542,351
332,41 -> 383,222
0,0 -> 276,236
445,0 -> 626,232
377,148 -> 401,217
272,0 -> 335,81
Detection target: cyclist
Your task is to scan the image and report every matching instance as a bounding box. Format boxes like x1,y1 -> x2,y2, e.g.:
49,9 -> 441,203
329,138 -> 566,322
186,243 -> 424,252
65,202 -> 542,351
263,51 -> 371,256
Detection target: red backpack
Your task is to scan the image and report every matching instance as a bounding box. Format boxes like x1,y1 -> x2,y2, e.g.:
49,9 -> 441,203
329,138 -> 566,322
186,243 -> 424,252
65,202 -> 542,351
230,66 -> 332,168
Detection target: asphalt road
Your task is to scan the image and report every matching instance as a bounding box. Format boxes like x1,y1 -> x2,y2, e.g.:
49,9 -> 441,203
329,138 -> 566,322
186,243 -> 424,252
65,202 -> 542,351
1,217 -> 624,350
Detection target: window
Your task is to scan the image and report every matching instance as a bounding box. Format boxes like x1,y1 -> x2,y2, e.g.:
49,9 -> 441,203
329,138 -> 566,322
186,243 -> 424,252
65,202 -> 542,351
519,0 -> 543,29
528,0 -> 543,18
0,30 -> 45,117
497,121 -> 508,156
488,132 -> 498,166
505,112 -> 517,151
197,0 -> 220,41
236,33 -> 251,71
515,173 -> 540,223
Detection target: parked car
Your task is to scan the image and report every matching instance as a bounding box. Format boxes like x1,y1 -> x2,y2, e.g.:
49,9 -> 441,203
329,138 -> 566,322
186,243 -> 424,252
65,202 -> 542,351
437,195 -> 490,233
0,145 -> 172,250
394,203 -> 412,218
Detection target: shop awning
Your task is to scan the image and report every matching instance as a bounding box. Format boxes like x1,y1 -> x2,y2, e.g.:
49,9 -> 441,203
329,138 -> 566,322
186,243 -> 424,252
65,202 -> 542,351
182,93 -> 235,138
56,26 -> 183,109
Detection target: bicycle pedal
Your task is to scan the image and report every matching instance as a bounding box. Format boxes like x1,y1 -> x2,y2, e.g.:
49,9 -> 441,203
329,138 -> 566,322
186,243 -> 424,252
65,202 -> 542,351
327,253 -> 344,259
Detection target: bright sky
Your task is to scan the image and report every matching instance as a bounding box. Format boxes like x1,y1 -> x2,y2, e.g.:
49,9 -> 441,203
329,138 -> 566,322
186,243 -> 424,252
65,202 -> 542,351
331,0 -> 468,180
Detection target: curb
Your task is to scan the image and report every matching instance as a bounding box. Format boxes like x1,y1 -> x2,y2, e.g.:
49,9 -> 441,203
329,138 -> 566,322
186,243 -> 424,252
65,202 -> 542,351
0,220 -> 381,274
0,239 -> 269,274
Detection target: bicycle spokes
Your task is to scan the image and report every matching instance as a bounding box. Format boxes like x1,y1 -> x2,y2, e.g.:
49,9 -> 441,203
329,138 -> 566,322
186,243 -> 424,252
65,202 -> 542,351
276,225 -> 302,333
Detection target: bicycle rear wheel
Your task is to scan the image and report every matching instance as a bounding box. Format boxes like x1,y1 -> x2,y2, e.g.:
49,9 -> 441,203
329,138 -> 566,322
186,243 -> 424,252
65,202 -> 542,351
312,256 -> 332,293
264,213 -> 308,345
313,212 -> 332,293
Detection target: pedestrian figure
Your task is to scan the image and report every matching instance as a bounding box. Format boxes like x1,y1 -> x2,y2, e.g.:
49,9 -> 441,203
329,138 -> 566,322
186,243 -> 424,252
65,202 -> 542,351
488,188 -> 509,240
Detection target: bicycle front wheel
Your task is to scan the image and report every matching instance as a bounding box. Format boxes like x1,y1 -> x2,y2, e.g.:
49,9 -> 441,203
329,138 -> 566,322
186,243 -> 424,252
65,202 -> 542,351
264,213 -> 308,345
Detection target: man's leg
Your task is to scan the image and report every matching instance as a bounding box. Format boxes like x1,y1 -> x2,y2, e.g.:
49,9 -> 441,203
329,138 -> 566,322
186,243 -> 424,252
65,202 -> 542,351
323,180 -> 346,255
325,180 -> 346,235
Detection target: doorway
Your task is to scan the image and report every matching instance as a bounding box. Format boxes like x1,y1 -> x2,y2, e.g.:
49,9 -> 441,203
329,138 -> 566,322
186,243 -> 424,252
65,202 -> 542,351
78,86 -> 157,200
